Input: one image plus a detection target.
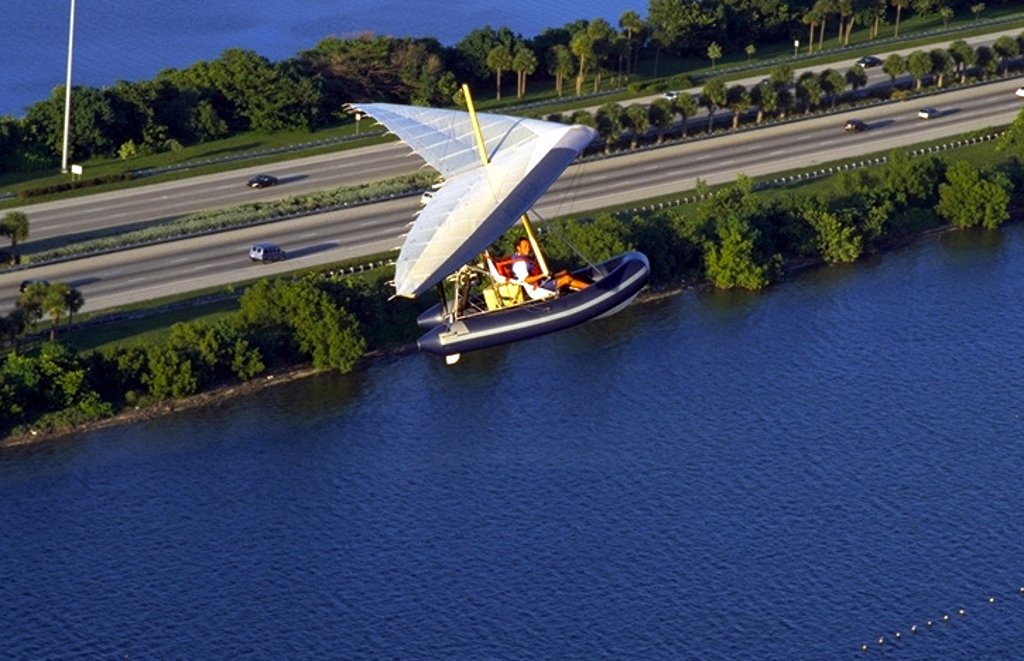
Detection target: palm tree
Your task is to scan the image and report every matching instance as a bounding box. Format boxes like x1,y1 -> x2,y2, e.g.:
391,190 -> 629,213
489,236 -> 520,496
725,85 -> 750,129
547,45 -> 575,98
0,211 -> 29,265
701,79 -> 728,132
819,69 -> 846,108
512,43 -> 538,100
948,40 -> 976,83
882,53 -> 906,86
43,282 -> 71,341
751,81 -> 778,124
595,103 -> 624,154
906,50 -> 932,90
624,104 -> 649,149
675,93 -> 698,137
618,10 -> 644,77
570,29 -> 593,96
845,66 -> 868,95
992,35 -> 1019,74
64,286 -> 85,337
930,49 -> 954,88
648,98 -> 674,143
486,44 -> 514,101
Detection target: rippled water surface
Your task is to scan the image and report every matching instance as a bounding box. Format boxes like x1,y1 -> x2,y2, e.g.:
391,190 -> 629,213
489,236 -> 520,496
3,226 -> 1024,659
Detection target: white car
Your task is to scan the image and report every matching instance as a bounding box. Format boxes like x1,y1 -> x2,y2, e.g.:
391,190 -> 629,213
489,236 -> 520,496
917,107 -> 940,120
1016,87 -> 1024,98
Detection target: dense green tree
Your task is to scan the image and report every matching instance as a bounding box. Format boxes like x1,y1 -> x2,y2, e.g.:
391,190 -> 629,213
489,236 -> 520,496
704,216 -> 771,290
936,161 -> 1012,229
238,279 -> 365,372
647,0 -> 716,73
996,108 -> 1024,163
803,206 -> 863,263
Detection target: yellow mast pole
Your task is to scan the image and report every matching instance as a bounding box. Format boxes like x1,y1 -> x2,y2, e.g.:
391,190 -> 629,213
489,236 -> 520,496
461,84 -> 550,276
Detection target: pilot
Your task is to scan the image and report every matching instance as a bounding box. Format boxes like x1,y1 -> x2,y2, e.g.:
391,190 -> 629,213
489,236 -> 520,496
509,237 -> 588,299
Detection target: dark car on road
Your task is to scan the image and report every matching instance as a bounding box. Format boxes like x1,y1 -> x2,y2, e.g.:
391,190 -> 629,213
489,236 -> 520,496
249,242 -> 286,262
844,119 -> 867,132
19,278 -> 49,293
856,55 -> 883,68
247,174 -> 279,189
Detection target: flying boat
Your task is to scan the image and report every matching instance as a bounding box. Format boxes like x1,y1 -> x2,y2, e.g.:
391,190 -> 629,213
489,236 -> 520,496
348,86 -> 650,364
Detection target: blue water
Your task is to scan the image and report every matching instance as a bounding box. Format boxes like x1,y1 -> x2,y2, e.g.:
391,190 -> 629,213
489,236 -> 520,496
1,0 -> 644,118
2,225 -> 1024,659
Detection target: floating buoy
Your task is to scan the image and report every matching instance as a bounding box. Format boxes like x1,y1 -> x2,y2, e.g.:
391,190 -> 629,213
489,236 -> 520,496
910,624 -> 918,634
942,613 -> 950,622
894,631 -> 902,640
878,636 -> 886,646
861,643 -> 869,653
1018,586 -> 1024,595
926,620 -> 934,628
958,607 -> 966,617
989,596 -> 996,605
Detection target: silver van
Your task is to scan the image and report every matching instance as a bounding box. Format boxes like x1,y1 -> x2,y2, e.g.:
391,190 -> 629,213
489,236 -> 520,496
249,242 -> 286,262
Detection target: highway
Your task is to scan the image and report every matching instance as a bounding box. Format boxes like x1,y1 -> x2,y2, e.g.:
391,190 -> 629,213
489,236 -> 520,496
2,75 -> 1023,314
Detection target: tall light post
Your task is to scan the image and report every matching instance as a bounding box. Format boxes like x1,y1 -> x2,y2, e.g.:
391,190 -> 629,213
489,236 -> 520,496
61,0 -> 76,173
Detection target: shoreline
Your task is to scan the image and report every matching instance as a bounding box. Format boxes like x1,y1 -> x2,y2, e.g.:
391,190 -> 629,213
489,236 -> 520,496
0,285 -> 688,450
2,223 -> 962,450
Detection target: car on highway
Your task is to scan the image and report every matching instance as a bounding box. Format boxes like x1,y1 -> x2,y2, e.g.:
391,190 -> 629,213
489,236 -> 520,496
661,90 -> 680,100
247,174 -> 279,189
856,55 -> 883,68
19,278 -> 49,293
249,243 -> 286,262
844,118 -> 868,132
1016,87 -> 1024,98
917,107 -> 941,119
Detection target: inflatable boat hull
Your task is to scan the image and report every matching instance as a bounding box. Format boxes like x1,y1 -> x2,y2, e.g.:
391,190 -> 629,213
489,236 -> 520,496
417,251 -> 650,357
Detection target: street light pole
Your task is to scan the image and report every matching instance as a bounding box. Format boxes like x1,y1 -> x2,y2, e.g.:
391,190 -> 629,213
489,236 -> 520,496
61,0 -> 76,173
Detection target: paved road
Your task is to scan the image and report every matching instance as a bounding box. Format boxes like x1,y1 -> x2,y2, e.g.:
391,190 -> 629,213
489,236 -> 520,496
11,26 -> 1024,247
2,76 -> 1023,315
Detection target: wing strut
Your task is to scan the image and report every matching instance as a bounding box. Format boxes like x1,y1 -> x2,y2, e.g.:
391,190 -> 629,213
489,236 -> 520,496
462,84 -> 550,277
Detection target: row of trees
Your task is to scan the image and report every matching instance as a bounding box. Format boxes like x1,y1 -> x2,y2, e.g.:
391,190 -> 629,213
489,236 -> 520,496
0,0 -> 999,172
542,35 -> 1023,157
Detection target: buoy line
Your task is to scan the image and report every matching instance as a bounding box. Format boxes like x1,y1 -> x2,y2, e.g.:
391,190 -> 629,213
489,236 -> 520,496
857,585 -> 1024,653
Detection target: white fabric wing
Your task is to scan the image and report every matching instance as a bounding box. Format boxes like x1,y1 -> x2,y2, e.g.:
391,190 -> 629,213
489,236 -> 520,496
348,103 -> 597,298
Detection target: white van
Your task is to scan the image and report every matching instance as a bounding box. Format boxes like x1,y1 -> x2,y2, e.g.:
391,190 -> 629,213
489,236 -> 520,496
249,243 -> 286,262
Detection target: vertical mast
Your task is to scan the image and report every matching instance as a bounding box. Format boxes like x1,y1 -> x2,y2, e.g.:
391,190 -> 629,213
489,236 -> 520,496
461,84 -> 550,276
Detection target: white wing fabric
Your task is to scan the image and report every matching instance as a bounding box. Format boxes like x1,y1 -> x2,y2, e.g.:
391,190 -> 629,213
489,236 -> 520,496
348,103 -> 597,298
